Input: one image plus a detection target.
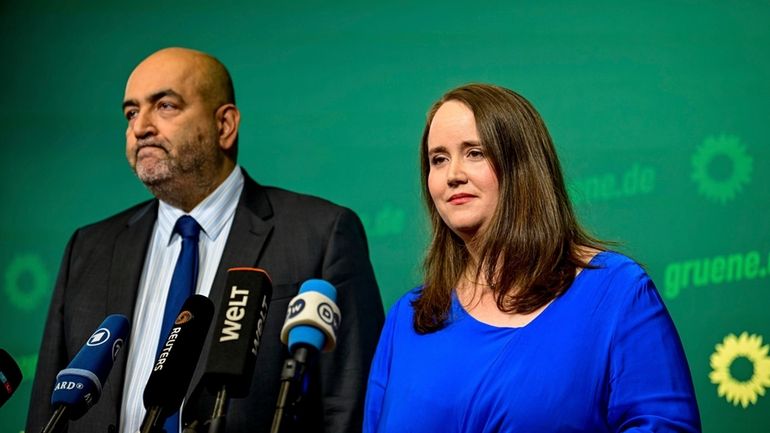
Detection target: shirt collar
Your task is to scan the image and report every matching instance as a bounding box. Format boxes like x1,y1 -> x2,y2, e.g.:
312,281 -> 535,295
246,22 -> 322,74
157,166 -> 245,245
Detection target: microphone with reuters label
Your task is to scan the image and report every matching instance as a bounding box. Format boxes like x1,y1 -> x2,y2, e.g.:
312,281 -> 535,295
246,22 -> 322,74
140,294 -> 214,433
202,267 -> 273,433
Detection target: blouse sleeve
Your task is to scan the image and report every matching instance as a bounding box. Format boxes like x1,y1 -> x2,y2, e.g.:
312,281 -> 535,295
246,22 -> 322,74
607,274 -> 702,432
362,295 -> 402,433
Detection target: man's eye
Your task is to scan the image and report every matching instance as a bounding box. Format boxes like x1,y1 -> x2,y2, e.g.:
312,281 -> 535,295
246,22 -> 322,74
125,110 -> 138,120
159,102 -> 176,110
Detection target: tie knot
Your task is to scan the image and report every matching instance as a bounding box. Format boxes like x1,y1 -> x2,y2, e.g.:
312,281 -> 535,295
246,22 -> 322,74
174,215 -> 201,240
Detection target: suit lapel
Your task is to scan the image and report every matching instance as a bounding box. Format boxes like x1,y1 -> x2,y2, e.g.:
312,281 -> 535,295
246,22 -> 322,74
211,172 -> 274,299
186,171 -> 275,404
106,200 -> 158,420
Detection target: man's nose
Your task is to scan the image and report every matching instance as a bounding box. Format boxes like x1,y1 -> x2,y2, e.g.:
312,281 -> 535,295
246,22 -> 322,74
131,110 -> 156,138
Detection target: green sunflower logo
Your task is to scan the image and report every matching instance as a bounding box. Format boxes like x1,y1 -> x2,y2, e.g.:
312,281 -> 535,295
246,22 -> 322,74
709,332 -> 770,408
691,134 -> 753,204
4,254 -> 50,311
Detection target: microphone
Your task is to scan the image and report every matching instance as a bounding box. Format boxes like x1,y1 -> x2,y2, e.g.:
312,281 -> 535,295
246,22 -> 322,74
41,314 -> 129,433
270,279 -> 341,433
202,267 -> 273,433
141,294 -> 214,433
281,279 -> 340,354
0,349 -> 23,408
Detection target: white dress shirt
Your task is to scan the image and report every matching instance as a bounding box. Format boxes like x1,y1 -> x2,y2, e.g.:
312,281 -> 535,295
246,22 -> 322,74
120,167 -> 244,433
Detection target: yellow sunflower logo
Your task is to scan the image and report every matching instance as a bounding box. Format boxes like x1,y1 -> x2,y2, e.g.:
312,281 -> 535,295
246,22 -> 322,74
709,332 -> 770,408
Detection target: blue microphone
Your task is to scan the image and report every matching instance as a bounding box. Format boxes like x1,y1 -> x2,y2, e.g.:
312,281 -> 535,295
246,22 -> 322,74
271,279 -> 341,433
42,314 -> 129,433
285,279 -> 340,353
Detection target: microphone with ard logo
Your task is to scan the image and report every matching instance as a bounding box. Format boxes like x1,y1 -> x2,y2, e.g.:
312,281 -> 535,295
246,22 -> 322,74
41,314 -> 129,433
0,348 -> 23,408
202,267 -> 273,433
270,279 -> 341,433
140,294 -> 214,433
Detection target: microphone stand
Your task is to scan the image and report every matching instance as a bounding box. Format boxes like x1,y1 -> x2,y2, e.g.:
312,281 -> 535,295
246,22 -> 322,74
139,407 -> 168,433
41,406 -> 68,433
207,387 -> 229,433
270,347 -> 312,433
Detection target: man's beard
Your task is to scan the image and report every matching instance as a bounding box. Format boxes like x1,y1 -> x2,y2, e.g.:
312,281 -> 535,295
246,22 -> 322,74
133,133 -> 221,204
135,152 -> 174,186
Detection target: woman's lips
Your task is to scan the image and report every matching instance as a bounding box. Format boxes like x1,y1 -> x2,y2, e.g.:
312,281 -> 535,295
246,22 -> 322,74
448,193 -> 475,205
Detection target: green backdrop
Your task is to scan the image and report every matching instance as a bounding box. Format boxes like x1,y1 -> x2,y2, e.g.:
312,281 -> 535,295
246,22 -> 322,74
1,1 -> 768,432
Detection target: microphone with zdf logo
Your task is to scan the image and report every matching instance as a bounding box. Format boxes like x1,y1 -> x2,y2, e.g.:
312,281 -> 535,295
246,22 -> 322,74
42,314 -> 130,433
270,279 -> 341,433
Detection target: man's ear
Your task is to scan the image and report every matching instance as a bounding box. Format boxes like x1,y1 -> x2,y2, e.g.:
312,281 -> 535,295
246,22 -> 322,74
216,103 -> 240,151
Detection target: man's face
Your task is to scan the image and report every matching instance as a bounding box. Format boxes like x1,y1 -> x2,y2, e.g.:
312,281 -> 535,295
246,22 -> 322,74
122,53 -> 221,190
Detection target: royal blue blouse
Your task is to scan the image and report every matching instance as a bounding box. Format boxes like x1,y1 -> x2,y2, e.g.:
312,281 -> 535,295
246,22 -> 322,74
364,252 -> 700,432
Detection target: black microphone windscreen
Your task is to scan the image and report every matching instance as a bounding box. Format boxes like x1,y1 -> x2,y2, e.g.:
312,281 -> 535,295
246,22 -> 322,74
203,268 -> 273,398
143,294 -> 214,415
0,349 -> 23,408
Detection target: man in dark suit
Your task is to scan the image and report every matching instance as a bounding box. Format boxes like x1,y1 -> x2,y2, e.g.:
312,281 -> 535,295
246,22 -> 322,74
26,47 -> 384,433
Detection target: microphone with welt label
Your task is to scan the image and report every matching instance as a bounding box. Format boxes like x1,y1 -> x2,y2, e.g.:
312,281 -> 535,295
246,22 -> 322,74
41,314 -> 129,433
0,348 -> 23,408
202,267 -> 273,433
141,294 -> 214,433
270,279 -> 341,433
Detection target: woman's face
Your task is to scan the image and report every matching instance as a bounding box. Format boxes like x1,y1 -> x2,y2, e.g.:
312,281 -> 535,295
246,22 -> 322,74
427,100 -> 499,243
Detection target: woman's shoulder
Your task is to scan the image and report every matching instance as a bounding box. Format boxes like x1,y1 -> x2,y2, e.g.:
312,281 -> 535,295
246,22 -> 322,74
586,250 -> 649,282
573,250 -> 665,309
387,286 -> 423,315
377,286 -> 425,342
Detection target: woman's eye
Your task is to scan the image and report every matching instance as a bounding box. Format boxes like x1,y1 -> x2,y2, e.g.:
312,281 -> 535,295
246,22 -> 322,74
430,155 -> 448,166
468,149 -> 484,159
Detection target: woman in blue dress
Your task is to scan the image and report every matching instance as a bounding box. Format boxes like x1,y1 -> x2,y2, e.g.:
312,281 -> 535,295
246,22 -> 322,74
364,84 -> 700,432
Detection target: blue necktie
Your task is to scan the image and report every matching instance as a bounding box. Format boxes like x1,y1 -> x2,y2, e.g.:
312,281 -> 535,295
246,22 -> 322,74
156,215 -> 201,433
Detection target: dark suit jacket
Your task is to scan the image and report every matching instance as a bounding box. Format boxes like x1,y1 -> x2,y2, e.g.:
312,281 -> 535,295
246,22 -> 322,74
26,170 -> 385,433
